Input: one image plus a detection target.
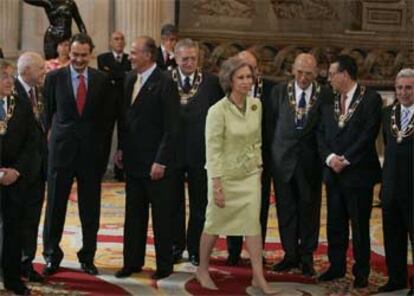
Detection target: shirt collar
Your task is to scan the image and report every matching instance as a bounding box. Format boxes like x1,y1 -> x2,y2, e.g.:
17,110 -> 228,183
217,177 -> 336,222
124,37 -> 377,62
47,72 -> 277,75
70,64 -> 88,80
294,81 -> 313,101
161,45 -> 174,59
401,104 -> 414,113
17,75 -> 33,94
137,63 -> 156,85
112,51 -> 124,59
345,83 -> 358,101
178,68 -> 195,84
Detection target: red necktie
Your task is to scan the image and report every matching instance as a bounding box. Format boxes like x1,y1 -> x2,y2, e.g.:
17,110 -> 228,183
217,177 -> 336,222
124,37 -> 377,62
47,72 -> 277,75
77,74 -> 86,115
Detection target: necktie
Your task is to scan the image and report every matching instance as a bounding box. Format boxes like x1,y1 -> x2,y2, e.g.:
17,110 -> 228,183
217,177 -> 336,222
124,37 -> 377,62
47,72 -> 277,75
131,75 -> 143,105
401,108 -> 411,131
0,99 -> 6,120
183,76 -> 191,93
29,88 -> 36,106
116,54 -> 122,63
296,91 -> 306,129
340,94 -> 347,115
76,74 -> 86,115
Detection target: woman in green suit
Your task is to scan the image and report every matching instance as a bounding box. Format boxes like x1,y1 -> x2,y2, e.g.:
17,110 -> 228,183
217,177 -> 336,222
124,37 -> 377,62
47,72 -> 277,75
195,56 -> 275,294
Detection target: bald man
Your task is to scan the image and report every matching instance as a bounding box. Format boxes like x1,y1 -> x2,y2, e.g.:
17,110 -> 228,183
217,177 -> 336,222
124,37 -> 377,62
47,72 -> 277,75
97,31 -> 131,180
226,50 -> 276,266
267,53 -> 330,276
14,52 -> 47,283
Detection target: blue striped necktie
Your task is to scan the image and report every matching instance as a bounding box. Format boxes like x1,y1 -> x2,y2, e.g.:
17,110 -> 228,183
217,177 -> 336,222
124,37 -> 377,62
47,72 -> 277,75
401,108 -> 411,131
0,99 -> 6,120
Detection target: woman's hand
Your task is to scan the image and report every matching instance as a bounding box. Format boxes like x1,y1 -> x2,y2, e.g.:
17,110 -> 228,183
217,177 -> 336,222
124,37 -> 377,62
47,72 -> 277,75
212,177 -> 225,208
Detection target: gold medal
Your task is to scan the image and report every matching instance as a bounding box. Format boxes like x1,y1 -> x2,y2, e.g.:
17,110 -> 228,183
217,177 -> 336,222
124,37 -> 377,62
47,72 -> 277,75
0,121 -> 7,135
397,132 -> 403,143
338,115 -> 345,128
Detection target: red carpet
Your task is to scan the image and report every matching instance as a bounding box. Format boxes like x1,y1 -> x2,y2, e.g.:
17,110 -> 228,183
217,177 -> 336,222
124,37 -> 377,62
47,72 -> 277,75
2,182 -> 410,295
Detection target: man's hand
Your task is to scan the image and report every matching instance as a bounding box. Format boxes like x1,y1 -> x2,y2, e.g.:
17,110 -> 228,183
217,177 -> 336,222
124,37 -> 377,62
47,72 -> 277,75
113,150 -> 123,169
329,155 -> 349,173
0,168 -> 20,186
150,163 -> 165,181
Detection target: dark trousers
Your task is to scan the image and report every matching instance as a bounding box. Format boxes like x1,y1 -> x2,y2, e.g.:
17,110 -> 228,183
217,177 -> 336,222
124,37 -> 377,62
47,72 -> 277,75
43,167 -> 102,265
274,166 -> 321,262
326,178 -> 373,279
382,194 -> 413,285
123,174 -> 174,272
172,167 -> 208,256
227,168 -> 271,257
2,186 -> 25,287
21,176 -> 46,272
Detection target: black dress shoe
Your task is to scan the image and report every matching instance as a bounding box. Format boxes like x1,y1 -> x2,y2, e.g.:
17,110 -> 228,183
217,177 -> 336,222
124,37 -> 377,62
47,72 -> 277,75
189,254 -> 199,266
318,268 -> 345,282
42,262 -> 59,276
353,277 -> 368,288
226,254 -> 241,266
115,267 -> 142,278
26,269 -> 45,282
4,282 -> 31,295
301,262 -> 316,277
377,281 -> 406,293
80,262 -> 99,275
151,269 -> 173,280
173,252 -> 183,264
271,258 -> 299,272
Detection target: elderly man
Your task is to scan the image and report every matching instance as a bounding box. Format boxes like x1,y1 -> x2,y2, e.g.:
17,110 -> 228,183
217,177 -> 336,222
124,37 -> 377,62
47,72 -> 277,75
114,36 -> 180,280
226,49 -> 275,266
97,31 -> 131,180
317,55 -> 382,288
14,52 -> 46,283
378,68 -> 414,294
42,33 -> 111,276
0,59 -> 36,295
156,24 -> 178,71
267,53 -> 329,276
169,38 -> 223,266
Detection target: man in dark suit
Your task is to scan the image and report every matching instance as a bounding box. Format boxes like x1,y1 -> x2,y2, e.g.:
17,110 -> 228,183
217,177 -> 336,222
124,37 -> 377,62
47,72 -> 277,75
156,24 -> 178,71
317,55 -> 382,288
14,51 -> 47,283
114,36 -> 180,280
378,68 -> 414,294
42,33 -> 111,276
267,53 -> 327,276
0,59 -> 36,295
169,38 -> 223,266
226,50 -> 275,266
97,31 -> 131,180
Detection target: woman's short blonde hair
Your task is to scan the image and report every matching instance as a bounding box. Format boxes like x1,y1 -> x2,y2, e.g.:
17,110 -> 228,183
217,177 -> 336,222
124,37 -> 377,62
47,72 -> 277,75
219,56 -> 254,94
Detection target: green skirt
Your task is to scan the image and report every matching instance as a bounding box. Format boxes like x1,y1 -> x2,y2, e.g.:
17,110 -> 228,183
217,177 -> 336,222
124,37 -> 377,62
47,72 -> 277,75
203,172 -> 261,236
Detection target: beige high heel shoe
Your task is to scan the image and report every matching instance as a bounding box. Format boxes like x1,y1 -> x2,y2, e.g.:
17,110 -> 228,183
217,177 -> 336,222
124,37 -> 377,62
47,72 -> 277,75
194,271 -> 218,290
251,279 -> 279,295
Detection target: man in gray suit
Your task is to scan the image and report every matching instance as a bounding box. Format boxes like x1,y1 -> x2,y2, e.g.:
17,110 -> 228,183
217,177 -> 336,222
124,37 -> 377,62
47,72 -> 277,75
267,53 -> 329,276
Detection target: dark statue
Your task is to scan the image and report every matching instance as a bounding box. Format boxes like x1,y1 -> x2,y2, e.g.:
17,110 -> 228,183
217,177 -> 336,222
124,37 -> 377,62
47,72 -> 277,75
23,0 -> 87,59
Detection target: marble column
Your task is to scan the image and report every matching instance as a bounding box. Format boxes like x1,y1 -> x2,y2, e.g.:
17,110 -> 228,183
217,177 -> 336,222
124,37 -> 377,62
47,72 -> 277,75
114,0 -> 162,48
0,0 -> 20,58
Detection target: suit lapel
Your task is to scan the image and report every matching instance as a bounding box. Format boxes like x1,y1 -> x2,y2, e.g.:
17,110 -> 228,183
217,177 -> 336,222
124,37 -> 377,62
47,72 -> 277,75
64,66 -> 80,117
83,67 -> 96,115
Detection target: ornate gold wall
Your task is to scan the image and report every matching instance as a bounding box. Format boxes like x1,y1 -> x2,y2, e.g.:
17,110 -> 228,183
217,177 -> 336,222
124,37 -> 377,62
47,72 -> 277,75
179,0 -> 414,89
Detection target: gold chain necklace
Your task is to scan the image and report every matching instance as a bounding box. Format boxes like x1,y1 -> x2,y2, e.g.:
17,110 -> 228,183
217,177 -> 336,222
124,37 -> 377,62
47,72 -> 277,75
171,68 -> 203,105
391,103 -> 414,143
334,86 -> 366,128
0,92 -> 16,136
287,80 -> 320,122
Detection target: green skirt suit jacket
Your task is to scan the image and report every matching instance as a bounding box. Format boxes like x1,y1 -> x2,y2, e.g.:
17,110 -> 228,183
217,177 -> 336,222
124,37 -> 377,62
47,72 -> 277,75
204,96 -> 263,236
